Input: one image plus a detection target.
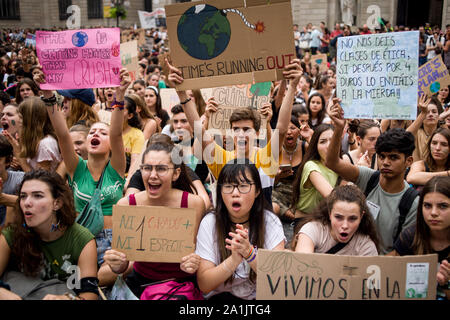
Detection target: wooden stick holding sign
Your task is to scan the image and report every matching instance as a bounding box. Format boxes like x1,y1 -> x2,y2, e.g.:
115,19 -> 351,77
256,250 -> 438,300
112,205 -> 197,263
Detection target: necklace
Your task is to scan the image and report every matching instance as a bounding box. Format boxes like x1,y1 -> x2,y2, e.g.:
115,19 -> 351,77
231,218 -> 249,225
283,142 -> 298,161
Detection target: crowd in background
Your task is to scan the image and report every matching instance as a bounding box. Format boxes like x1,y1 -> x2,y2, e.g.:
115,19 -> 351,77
0,19 -> 448,301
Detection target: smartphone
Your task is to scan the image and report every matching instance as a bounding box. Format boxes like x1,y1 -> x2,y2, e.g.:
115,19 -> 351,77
280,164 -> 292,171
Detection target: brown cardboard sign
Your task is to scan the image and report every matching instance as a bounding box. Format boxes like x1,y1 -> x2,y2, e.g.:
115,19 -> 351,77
418,54 -> 450,97
311,53 -> 328,73
121,29 -> 146,45
165,0 -> 296,90
206,82 -> 271,136
120,40 -> 139,82
256,250 -> 438,300
112,205 -> 197,263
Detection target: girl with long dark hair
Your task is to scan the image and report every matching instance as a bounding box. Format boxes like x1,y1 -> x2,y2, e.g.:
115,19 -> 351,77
196,160 -> 285,300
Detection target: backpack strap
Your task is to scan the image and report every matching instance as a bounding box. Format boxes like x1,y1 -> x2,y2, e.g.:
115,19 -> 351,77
325,239 -> 351,254
394,187 -> 419,242
128,194 -> 137,206
364,171 -> 380,197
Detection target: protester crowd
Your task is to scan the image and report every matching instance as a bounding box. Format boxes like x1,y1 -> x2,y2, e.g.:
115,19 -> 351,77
0,20 -> 448,301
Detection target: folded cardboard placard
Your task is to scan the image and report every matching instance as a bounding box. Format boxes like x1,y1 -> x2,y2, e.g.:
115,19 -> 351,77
256,250 -> 438,300
165,0 -> 295,90
311,53 -> 328,73
112,205 -> 197,263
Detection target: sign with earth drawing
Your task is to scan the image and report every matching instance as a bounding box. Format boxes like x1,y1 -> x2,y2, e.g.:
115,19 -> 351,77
165,0 -> 296,90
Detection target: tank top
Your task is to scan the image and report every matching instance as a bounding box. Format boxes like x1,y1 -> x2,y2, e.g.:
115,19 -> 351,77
131,191 -> 191,280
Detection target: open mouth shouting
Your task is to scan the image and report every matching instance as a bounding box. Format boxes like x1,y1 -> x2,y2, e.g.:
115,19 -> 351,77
90,137 -> 101,147
338,232 -> 350,242
231,201 -> 242,212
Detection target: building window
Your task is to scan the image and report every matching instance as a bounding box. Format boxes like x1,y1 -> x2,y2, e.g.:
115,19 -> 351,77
59,0 -> 72,21
88,0 -> 103,19
0,0 -> 20,20
144,0 -> 152,12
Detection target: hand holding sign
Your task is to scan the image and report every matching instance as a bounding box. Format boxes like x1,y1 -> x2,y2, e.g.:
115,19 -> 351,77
166,58 -> 184,89
282,59 -> 302,86
180,253 -> 201,274
204,97 -> 219,119
115,68 -> 132,102
328,98 -> 346,130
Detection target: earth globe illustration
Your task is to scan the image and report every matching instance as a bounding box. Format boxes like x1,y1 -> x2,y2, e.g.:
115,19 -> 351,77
72,31 -> 88,47
177,4 -> 231,60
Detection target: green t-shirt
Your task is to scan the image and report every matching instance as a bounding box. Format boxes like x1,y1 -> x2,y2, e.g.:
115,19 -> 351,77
68,157 -> 125,216
2,223 -> 94,281
296,160 -> 338,214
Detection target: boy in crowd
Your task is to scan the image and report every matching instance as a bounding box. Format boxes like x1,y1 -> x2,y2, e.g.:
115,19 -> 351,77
326,100 -> 419,254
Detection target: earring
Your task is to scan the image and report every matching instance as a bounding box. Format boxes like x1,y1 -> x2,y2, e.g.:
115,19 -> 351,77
22,223 -> 30,233
50,211 -> 60,232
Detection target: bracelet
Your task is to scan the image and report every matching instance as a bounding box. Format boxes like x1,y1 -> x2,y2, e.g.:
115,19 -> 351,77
64,292 -> 80,300
246,247 -> 257,263
112,99 -> 125,106
112,104 -> 124,110
41,95 -> 57,106
180,97 -> 191,105
244,246 -> 254,260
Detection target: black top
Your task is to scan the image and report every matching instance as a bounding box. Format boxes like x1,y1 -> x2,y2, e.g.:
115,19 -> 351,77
394,224 -> 450,263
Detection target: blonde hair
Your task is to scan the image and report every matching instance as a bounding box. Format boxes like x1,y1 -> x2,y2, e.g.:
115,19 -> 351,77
66,98 -> 99,128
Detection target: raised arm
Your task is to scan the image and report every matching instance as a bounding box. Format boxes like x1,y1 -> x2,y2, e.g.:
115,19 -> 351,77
406,94 -> 430,137
275,59 -> 302,150
34,69 -> 79,176
325,98 -> 360,183
109,68 -> 130,178
166,58 -> 214,152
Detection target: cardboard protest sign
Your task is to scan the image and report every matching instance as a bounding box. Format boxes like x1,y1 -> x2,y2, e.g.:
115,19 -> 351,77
121,29 -> 146,45
138,8 -> 166,29
165,0 -> 296,90
311,53 -> 327,73
120,40 -> 139,82
336,31 -> 419,120
207,82 -> 271,135
160,88 -> 181,116
36,28 -> 121,90
112,205 -> 197,263
256,250 -> 438,300
418,54 -> 450,97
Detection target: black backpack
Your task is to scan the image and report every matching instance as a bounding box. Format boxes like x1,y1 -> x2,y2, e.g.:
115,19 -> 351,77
364,171 -> 419,242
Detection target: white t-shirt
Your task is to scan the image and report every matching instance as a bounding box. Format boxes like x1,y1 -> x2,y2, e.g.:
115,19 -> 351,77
27,135 -> 62,171
299,221 -> 378,256
196,210 -> 285,300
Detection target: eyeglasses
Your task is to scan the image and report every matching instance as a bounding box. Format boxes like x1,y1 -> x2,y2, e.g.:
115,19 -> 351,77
140,164 -> 174,176
221,183 -> 254,194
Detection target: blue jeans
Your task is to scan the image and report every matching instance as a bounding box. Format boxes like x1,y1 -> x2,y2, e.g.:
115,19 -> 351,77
95,229 -> 112,266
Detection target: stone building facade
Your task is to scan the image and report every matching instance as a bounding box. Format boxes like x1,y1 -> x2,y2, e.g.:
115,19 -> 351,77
1,0 -> 449,31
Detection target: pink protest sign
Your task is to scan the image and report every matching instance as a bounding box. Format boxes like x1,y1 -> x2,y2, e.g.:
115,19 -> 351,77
36,28 -> 122,90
